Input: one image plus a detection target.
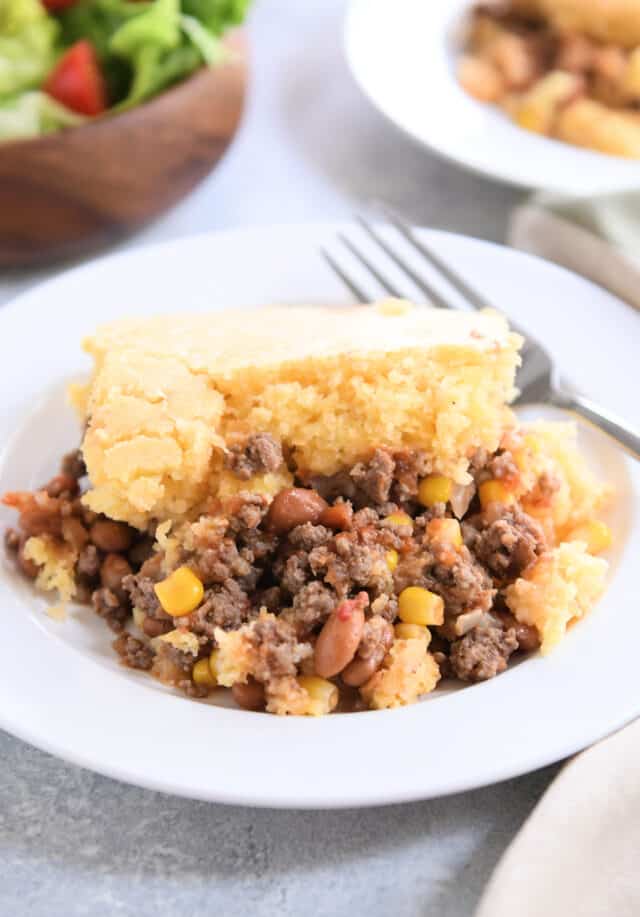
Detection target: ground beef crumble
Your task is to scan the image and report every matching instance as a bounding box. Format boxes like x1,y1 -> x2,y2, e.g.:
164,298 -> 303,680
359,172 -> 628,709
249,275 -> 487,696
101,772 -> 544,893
3,436 -> 554,707
225,433 -> 284,480
358,615 -> 394,660
188,579 -> 252,636
464,503 -> 546,581
350,448 -> 395,504
122,571 -> 164,619
113,633 -> 154,670
288,581 -> 336,636
248,616 -> 312,682
449,618 -> 518,682
92,587 -> 130,633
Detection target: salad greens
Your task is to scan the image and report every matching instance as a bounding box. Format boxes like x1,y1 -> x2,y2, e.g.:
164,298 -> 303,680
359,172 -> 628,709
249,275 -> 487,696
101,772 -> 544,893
0,0 -> 250,141
0,0 -> 58,96
0,90 -> 86,140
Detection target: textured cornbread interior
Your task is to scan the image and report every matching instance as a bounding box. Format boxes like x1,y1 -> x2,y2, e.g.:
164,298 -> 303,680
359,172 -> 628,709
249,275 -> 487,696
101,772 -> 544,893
75,302 -> 521,528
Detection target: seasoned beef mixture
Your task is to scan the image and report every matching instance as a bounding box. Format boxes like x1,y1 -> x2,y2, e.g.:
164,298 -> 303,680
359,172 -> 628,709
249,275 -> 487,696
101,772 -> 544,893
225,433 -> 284,480
450,617 -> 519,683
2,439 -> 551,709
463,503 -> 546,581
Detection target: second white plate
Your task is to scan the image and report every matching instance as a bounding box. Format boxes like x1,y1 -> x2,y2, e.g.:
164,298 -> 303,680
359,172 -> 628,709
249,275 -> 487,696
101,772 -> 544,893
345,0 -> 640,193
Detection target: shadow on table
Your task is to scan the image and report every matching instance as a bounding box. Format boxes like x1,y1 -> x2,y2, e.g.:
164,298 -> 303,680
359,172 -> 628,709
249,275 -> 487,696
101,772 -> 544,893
0,732 -> 559,917
279,3 -> 524,245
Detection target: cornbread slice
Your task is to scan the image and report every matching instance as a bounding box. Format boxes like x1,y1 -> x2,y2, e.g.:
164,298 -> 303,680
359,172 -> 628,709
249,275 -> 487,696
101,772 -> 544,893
506,541 -> 607,653
555,100 -> 640,160
507,0 -> 640,48
537,0 -> 640,49
74,301 -> 521,527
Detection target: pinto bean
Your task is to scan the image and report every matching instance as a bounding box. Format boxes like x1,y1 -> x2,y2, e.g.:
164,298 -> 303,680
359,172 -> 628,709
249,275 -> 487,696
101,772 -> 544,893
140,553 -> 163,580
61,516 -> 89,550
342,618 -> 393,686
61,449 -> 86,479
515,622 -> 540,653
100,553 -> 132,593
319,502 -> 353,531
45,474 -> 79,498
4,529 -> 19,552
128,537 -> 154,569
232,678 -> 266,711
90,519 -> 134,553
142,616 -> 172,638
265,488 -> 327,534
19,508 -> 62,537
341,653 -> 382,687
314,592 -> 368,678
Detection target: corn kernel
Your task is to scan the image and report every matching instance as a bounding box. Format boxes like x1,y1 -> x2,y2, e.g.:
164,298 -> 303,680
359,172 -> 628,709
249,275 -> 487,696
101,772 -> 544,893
567,520 -> 612,555
418,475 -> 452,508
394,622 -> 430,641
154,566 -> 204,617
298,675 -> 339,714
385,512 -> 412,527
192,657 -> 216,687
479,479 -> 515,510
209,649 -> 221,681
426,517 -> 463,548
386,549 -> 399,572
398,587 -> 444,626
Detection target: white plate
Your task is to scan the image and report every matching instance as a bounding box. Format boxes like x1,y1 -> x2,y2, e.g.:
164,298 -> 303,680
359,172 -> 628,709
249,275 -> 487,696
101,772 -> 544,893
345,0 -> 640,194
0,224 -> 638,809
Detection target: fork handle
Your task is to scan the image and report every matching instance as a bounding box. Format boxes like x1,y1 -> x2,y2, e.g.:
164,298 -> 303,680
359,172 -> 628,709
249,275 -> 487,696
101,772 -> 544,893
550,388 -> 640,459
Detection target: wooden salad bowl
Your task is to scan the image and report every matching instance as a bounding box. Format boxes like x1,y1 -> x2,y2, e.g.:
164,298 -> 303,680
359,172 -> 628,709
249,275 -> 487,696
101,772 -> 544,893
0,33 -> 247,268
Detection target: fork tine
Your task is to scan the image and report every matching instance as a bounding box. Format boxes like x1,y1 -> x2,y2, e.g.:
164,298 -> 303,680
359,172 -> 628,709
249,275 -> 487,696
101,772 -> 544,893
374,202 -> 494,312
356,216 -> 453,310
336,233 -> 404,299
320,248 -> 369,302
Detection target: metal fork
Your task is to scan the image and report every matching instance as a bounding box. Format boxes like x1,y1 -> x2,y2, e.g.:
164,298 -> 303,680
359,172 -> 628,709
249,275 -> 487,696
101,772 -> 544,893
322,208 -> 639,459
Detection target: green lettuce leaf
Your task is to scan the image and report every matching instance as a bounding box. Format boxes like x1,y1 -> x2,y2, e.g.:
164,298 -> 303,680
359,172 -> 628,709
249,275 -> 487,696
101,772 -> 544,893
0,0 -> 47,33
179,13 -> 224,65
58,1 -> 143,58
109,0 -> 180,57
0,91 -> 86,141
180,0 -> 250,35
0,0 -> 58,97
59,0 -> 251,111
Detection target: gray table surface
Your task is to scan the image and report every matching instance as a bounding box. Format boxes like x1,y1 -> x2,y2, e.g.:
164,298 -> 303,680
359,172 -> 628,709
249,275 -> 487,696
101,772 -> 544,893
0,2 -> 561,914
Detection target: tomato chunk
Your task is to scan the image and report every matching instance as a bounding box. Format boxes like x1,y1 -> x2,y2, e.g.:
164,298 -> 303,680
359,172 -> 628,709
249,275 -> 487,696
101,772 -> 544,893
44,41 -> 107,117
42,0 -> 78,10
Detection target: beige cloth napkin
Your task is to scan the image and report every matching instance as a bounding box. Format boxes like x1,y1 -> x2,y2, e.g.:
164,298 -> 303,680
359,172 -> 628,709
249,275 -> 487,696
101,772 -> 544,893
509,193 -> 640,310
476,718 -> 640,917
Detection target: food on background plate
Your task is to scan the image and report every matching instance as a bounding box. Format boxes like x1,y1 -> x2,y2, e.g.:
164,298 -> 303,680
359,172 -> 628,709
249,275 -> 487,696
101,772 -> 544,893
0,0 -> 250,142
458,0 -> 640,158
2,301 -> 611,715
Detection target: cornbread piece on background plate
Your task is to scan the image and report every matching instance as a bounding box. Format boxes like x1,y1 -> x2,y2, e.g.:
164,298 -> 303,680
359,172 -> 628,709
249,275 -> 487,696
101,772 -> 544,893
496,0 -> 640,47
72,301 -> 521,528
555,100 -> 640,159
536,0 -> 640,49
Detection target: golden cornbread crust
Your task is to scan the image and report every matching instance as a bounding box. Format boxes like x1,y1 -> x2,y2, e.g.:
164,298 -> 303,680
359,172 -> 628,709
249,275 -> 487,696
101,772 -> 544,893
75,302 -> 521,528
